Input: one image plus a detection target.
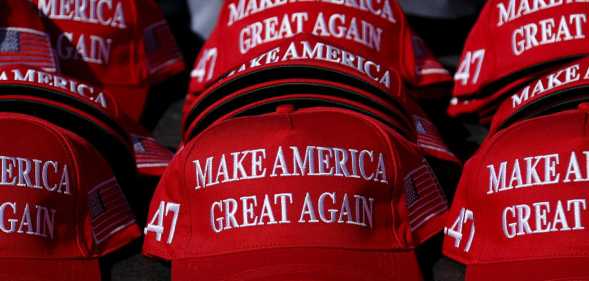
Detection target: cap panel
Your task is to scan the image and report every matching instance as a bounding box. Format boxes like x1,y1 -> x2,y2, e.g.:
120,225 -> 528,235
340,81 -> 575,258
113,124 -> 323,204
442,157 -> 479,264
177,109 -> 411,257
30,0 -> 138,83
143,148 -> 192,260
454,0 -> 589,98
452,1 -> 490,97
477,111 -> 589,262
295,107 -> 452,245
59,128 -> 140,257
447,109 -> 589,274
0,113 -> 82,258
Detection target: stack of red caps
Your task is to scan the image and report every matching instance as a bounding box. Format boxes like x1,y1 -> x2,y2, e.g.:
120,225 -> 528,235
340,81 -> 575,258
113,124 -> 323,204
0,65 -> 174,177
442,2 -> 589,278
143,1 -> 460,280
144,106 -> 451,281
181,0 -> 460,166
29,0 -> 186,121
0,0 -> 179,178
0,2 -> 160,278
447,0 -> 589,123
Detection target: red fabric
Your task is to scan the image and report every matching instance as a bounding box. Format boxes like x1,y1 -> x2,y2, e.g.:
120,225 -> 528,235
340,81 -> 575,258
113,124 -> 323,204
0,65 -> 173,176
443,107 -> 589,280
466,258 -> 589,281
183,59 -> 406,125
192,95 -> 410,143
490,56 -> 589,135
447,71 -> 537,118
0,0 -> 58,72
144,107 -> 449,280
29,0 -> 185,120
453,0 -> 589,98
184,77 -> 458,166
0,113 -> 140,280
187,0 -> 450,105
174,248 -> 423,281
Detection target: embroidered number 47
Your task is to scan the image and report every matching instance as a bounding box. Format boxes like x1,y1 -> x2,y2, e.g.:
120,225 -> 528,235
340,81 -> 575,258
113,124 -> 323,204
191,48 -> 218,83
444,208 -> 475,252
454,49 -> 485,86
144,201 -> 181,244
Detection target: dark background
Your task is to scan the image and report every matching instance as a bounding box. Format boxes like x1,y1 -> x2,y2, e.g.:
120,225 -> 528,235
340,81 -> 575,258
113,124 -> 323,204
119,1 -> 489,280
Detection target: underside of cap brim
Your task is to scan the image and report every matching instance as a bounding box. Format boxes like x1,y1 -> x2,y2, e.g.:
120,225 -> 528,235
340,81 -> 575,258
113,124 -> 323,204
172,248 -> 422,281
466,257 -> 589,281
0,258 -> 101,281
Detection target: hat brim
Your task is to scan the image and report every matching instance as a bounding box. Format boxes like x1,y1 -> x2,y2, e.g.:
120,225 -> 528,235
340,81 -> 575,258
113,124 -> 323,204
173,248 -> 423,281
184,63 -> 405,127
0,95 -> 138,193
0,82 -> 171,177
184,79 -> 413,141
466,257 -> 589,281
199,94 -> 410,140
0,258 -> 101,281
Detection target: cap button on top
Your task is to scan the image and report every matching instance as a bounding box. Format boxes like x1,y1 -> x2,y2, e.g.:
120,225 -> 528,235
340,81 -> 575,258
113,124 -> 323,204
276,104 -> 295,113
579,102 -> 589,113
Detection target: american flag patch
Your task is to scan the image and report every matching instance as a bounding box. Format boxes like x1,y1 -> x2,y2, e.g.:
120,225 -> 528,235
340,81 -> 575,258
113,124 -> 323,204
88,178 -> 135,244
412,35 -> 449,76
404,159 -> 448,231
132,134 -> 173,169
414,115 -> 455,157
144,21 -> 182,75
0,27 -> 57,72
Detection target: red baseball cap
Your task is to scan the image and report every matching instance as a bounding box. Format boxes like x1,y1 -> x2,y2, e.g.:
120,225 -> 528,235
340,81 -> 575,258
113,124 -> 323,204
0,0 -> 58,72
188,0 -> 450,100
453,0 -> 589,98
490,56 -> 589,135
0,65 -> 173,176
443,106 -> 589,280
0,112 -> 140,281
143,106 -> 449,281
30,0 -> 185,120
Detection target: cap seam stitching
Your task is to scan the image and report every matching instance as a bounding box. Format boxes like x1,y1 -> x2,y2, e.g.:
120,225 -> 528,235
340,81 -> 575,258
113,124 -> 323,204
19,116 -> 86,257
